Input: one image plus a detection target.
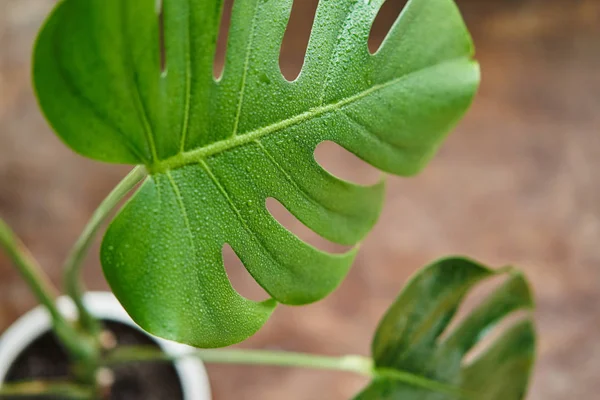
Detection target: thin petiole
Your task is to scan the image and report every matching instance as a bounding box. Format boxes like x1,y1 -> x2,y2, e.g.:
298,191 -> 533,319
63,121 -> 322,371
0,219 -> 96,368
104,347 -> 476,399
104,346 -> 374,376
63,166 -> 147,335
0,219 -> 62,324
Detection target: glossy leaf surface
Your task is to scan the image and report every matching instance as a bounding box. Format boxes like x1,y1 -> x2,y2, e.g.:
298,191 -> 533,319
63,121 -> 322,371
355,258 -> 536,400
34,0 -> 479,347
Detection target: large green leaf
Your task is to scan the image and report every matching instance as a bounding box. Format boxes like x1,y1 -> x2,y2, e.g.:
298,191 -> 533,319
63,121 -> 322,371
33,0 -> 479,347
355,258 -> 536,400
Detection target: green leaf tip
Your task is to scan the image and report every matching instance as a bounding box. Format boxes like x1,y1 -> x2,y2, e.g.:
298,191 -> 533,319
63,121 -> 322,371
355,257 -> 536,400
33,0 -> 479,347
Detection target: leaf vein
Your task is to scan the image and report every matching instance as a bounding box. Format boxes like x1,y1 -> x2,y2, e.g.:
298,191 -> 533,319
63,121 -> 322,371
154,57 -> 470,172
165,171 -> 194,246
119,2 -> 159,162
341,109 -> 410,152
231,0 -> 261,137
198,159 -> 285,290
318,5 -> 357,106
50,23 -> 146,162
178,4 -> 193,153
254,139 -> 357,219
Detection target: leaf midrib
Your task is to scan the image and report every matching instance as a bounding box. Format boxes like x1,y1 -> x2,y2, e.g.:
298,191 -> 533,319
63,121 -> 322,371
149,57 -> 474,174
375,367 -> 477,400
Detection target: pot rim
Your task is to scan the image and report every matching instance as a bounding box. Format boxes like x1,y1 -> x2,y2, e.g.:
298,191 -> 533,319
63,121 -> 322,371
0,292 -> 211,400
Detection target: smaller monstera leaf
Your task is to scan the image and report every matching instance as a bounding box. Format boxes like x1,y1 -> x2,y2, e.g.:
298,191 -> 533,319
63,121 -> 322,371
355,258 -> 536,400
33,0 -> 479,347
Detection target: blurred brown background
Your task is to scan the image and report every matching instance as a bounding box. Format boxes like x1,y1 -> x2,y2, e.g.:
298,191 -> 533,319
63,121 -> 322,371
1,0 -> 599,399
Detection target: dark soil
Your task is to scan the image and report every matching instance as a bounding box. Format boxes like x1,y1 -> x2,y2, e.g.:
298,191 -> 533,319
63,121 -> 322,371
3,320 -> 185,400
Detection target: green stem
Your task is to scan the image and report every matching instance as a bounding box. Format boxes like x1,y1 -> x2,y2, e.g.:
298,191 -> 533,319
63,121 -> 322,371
104,347 -> 476,398
0,381 -> 93,400
63,166 -> 147,335
0,220 -> 95,368
194,350 -> 373,374
104,346 -> 373,375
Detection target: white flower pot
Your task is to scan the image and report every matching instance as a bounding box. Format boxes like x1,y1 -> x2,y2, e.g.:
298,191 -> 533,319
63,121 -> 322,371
0,292 -> 211,400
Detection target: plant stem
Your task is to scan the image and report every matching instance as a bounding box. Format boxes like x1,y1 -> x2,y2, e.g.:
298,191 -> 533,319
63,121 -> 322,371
104,346 -> 374,376
0,220 -> 59,309
63,166 -> 147,335
104,347 -> 476,398
0,381 -> 93,400
0,219 -> 96,367
192,349 -> 373,375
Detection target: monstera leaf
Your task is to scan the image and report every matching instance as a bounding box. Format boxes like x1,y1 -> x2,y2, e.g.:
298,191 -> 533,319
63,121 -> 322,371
33,0 -> 479,347
355,258 -> 536,400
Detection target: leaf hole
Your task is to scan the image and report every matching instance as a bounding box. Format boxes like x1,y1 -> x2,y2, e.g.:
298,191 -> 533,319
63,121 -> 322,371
222,244 -> 270,302
266,197 -> 351,254
213,0 -> 235,79
369,0 -> 408,54
436,273 -> 509,344
314,141 -> 382,186
462,310 -> 531,367
279,0 -> 319,81
434,271 -> 534,368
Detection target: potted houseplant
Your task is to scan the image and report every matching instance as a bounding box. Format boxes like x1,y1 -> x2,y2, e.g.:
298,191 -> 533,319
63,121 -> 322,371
0,0 -> 536,399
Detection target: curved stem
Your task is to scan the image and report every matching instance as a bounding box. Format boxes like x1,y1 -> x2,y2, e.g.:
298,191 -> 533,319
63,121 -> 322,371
0,219 -> 61,323
0,219 -> 95,365
104,346 -> 374,376
63,166 -> 147,335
